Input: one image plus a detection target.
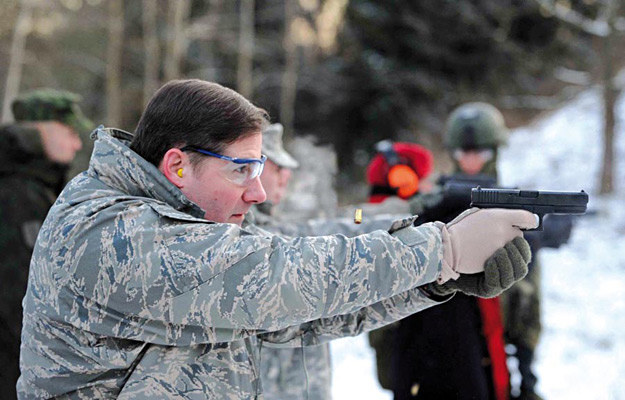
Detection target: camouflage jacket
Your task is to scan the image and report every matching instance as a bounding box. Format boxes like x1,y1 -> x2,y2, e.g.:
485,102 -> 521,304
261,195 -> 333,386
18,127 -> 445,399
247,206 -> 402,400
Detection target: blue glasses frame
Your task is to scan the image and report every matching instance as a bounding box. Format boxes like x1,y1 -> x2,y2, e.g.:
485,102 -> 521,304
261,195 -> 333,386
181,146 -> 267,165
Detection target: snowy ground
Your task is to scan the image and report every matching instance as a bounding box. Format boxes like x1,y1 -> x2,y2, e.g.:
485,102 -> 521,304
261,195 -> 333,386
330,87 -> 625,399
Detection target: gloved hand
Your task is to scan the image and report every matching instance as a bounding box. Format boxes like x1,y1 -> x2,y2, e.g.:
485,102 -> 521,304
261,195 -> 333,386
437,208 -> 538,283
424,236 -> 531,298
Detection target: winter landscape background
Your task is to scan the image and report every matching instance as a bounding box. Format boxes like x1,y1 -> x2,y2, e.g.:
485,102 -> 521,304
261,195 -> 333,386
330,88 -> 625,400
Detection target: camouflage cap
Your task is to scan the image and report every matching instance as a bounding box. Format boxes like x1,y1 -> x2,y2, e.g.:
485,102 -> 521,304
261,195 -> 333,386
11,88 -> 94,135
261,123 -> 299,169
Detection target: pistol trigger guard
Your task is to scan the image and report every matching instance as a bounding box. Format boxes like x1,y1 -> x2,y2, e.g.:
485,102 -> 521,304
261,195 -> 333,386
521,214 -> 543,232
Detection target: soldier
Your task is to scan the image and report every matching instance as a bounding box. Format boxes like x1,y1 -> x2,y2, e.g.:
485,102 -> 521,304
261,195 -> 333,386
245,122 -> 330,399
249,123 -> 299,225
0,89 -> 90,399
394,102 -> 513,400
18,79 -> 536,399
445,102 -> 568,400
397,102 -> 558,400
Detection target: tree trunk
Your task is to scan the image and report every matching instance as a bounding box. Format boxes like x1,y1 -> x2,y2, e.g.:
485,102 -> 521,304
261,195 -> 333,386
164,0 -> 190,81
1,0 -> 34,123
106,0 -> 124,127
280,0 -> 298,141
237,0 -> 255,99
599,3 -> 618,194
142,0 -> 160,107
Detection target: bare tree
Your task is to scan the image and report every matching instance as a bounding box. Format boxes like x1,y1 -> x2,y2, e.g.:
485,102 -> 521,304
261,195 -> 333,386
535,0 -> 625,194
315,0 -> 349,55
106,0 -> 124,127
164,0 -> 190,81
280,0 -> 298,140
2,0 -> 34,123
142,0 -> 160,107
599,0 -> 619,194
237,0 -> 255,99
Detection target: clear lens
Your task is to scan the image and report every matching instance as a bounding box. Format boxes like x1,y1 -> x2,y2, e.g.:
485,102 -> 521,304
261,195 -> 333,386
219,158 -> 265,186
181,146 -> 266,186
453,149 -> 494,162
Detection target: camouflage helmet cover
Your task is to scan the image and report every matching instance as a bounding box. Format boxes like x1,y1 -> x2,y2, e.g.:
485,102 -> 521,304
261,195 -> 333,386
261,123 -> 299,169
444,102 -> 508,150
11,88 -> 94,134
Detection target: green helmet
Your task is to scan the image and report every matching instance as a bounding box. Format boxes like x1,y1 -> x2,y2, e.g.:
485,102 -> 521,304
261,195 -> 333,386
11,88 -> 94,135
444,102 -> 508,150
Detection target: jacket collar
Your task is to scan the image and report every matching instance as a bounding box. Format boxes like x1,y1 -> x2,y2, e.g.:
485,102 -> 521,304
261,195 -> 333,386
89,127 -> 205,219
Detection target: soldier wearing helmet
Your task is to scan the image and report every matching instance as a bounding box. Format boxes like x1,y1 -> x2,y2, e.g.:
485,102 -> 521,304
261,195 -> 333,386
445,101 -> 508,176
388,103 -> 513,400
0,88 -> 92,398
448,102 -> 548,400
393,102 -> 549,400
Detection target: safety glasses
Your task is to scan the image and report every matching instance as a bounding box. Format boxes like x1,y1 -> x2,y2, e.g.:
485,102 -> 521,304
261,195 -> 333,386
452,149 -> 494,162
181,146 -> 266,186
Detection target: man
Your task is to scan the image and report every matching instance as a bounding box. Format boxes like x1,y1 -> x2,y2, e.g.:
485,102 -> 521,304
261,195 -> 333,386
397,102 -> 566,400
250,123 -> 299,224
444,102 -> 572,400
0,89 -> 89,399
392,103 -> 513,400
244,122 -> 332,399
19,79 -> 536,399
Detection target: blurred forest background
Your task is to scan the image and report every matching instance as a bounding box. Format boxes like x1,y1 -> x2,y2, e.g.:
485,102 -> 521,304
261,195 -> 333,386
1,0 -> 623,202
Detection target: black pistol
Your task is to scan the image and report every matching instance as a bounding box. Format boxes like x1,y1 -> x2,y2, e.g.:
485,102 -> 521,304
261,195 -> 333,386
470,187 -> 589,231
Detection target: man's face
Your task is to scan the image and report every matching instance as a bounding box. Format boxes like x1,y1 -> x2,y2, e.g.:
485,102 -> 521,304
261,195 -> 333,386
35,121 -> 83,164
454,149 -> 492,175
260,159 -> 292,206
182,133 -> 267,225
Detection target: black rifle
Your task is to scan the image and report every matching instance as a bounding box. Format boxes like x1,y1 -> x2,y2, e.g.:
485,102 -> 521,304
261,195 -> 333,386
470,187 -> 589,231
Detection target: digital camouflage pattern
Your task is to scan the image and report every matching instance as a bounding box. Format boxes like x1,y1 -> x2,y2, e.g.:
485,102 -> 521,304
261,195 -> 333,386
260,123 -> 299,169
18,127 -> 447,399
247,205 -> 402,399
0,123 -> 70,399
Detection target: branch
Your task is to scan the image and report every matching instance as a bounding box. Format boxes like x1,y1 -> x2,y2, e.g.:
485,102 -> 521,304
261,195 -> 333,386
533,0 -> 611,36
499,85 -> 588,109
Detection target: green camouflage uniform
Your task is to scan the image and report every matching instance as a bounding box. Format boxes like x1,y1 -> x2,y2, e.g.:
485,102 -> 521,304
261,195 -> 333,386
18,127 -> 448,399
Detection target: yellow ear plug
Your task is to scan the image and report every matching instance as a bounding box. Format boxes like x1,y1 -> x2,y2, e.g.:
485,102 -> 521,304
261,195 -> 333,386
177,168 -> 183,178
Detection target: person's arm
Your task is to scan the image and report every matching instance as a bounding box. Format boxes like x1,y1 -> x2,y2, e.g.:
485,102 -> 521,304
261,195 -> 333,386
49,199 -> 443,346
257,285 -> 451,348
256,213 -> 406,237
257,210 -> 534,347
241,214 -> 446,347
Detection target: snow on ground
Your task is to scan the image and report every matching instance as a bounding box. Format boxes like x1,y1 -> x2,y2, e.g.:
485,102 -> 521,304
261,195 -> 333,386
331,87 -> 625,399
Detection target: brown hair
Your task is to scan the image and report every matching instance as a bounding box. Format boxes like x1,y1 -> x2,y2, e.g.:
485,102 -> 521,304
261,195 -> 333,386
131,79 -> 268,166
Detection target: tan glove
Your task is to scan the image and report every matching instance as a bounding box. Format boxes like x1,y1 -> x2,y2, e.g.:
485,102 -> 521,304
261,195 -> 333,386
425,236 -> 532,298
437,208 -> 538,284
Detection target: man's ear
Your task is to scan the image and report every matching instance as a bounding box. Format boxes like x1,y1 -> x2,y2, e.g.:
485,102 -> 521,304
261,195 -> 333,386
159,148 -> 188,188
